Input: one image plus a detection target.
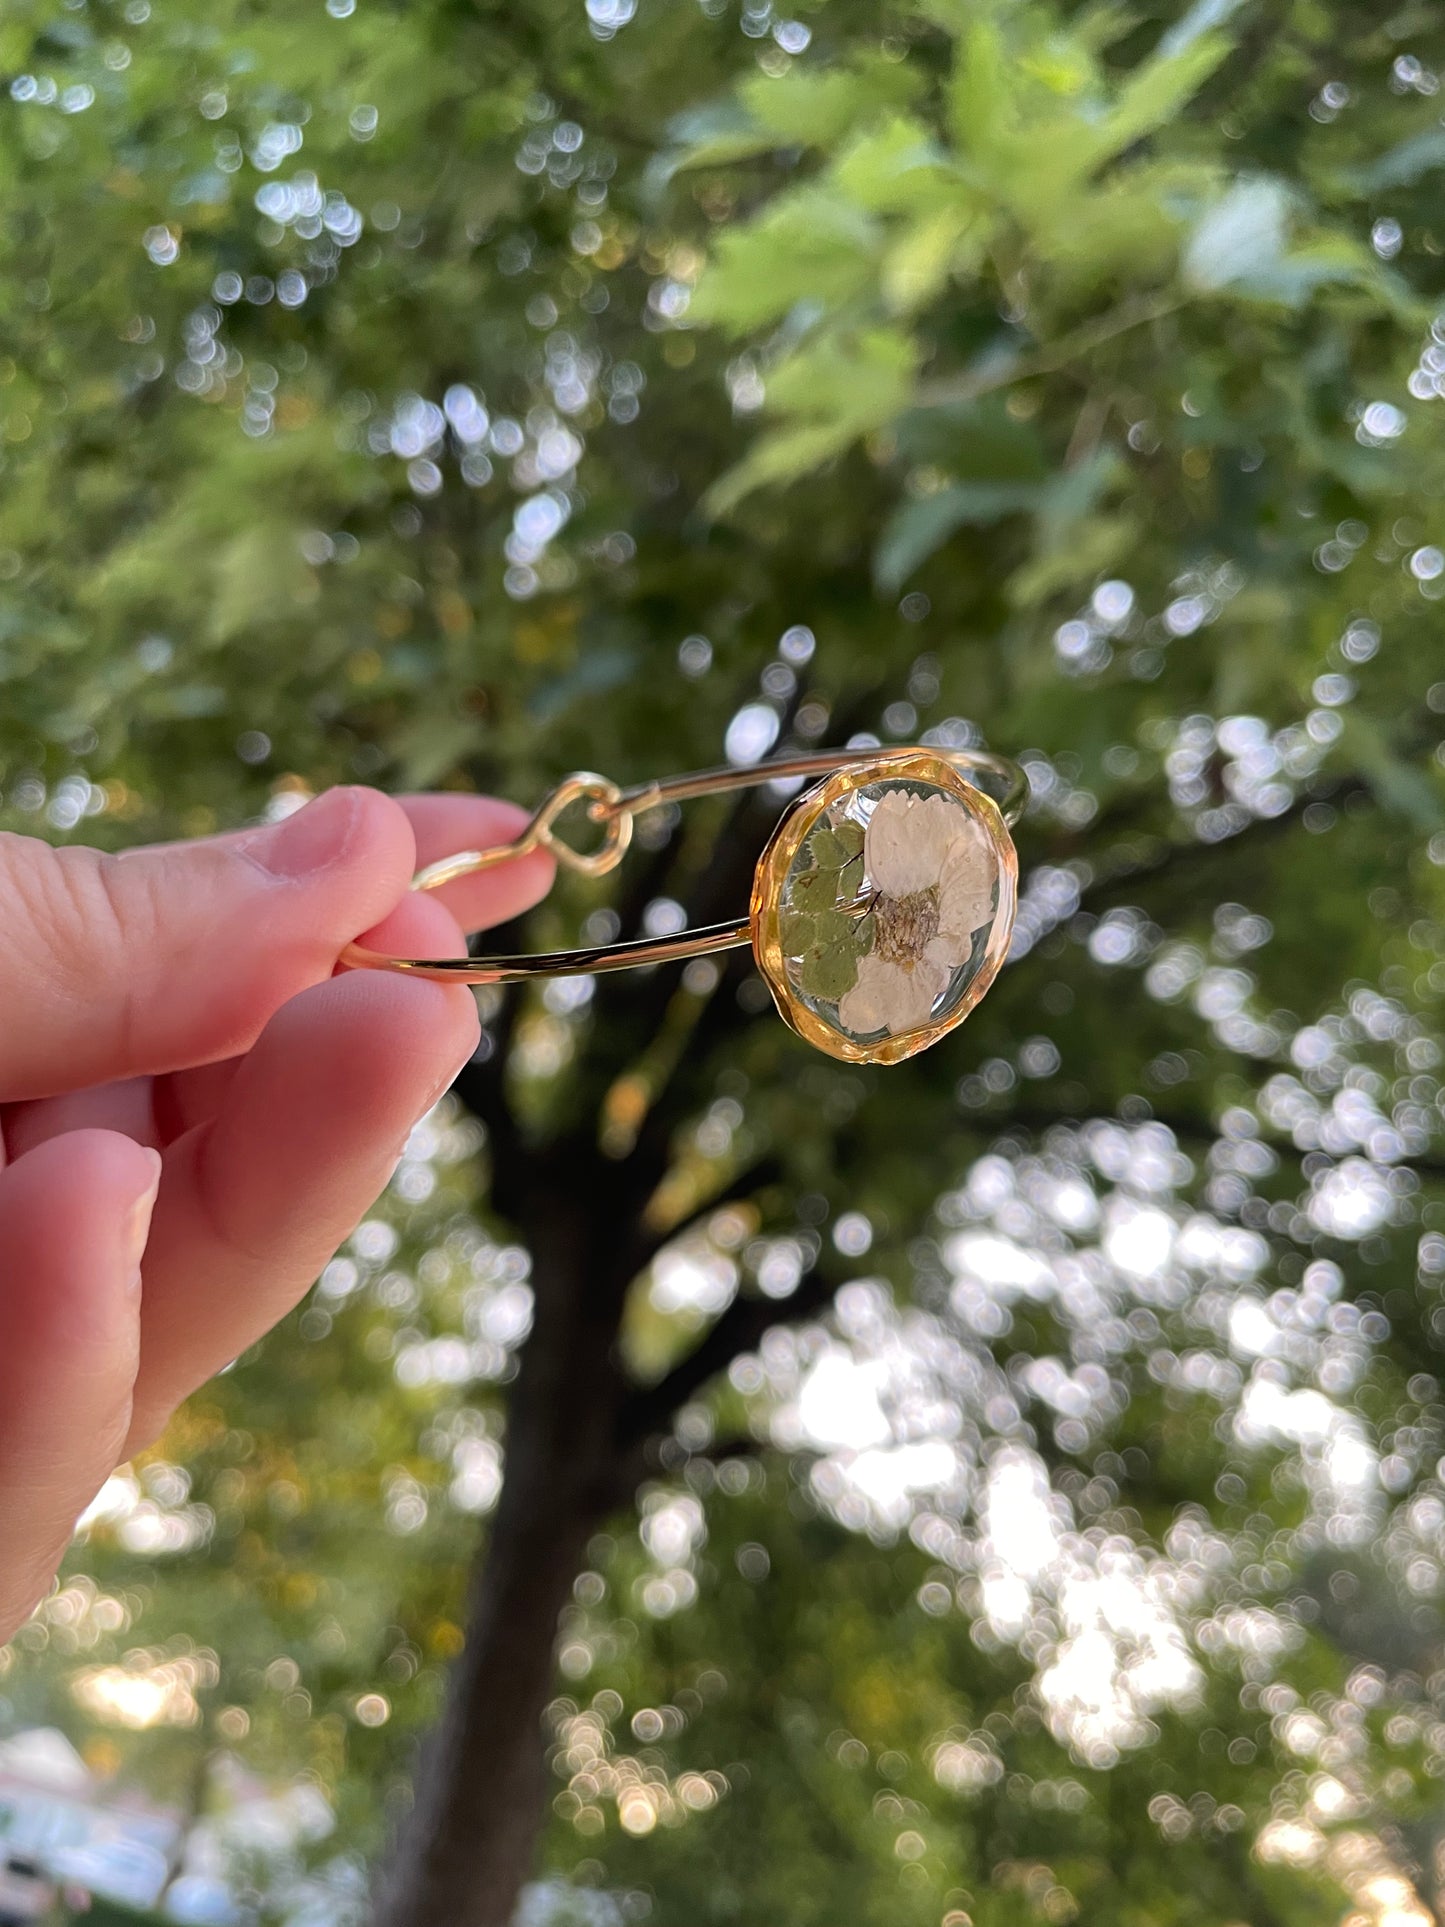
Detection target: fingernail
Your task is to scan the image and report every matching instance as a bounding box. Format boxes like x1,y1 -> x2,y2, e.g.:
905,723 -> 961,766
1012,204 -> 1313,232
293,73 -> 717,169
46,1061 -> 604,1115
123,1148 -> 163,1293
243,788 -> 362,881
405,1035 -> 478,1141
413,1067 -> 463,1133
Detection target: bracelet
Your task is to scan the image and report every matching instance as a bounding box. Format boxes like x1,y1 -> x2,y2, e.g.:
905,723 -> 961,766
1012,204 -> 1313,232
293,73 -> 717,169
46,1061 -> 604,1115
342,745 -> 1027,1066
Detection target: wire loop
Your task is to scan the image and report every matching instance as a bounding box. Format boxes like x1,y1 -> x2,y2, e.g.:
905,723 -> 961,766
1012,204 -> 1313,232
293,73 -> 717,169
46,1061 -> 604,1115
412,771 -> 632,893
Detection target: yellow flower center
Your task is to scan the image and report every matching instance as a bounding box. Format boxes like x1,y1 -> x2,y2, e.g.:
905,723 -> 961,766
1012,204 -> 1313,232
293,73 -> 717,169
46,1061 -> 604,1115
873,886 -> 940,967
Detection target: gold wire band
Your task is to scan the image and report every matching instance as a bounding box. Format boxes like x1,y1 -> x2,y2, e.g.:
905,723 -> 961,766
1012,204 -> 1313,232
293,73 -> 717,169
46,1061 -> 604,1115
340,746 -> 1027,986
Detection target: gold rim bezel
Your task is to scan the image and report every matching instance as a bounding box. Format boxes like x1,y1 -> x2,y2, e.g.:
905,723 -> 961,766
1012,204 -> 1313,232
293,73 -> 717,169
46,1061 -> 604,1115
749,753 -> 1020,1067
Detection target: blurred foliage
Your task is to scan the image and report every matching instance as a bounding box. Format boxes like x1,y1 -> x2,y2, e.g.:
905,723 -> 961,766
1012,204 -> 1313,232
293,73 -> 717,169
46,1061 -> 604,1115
2,0 -> 1445,1923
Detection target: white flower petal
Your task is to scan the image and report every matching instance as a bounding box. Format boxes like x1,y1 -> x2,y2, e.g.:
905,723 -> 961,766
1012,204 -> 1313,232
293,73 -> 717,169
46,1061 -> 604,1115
838,951 -> 951,1037
937,839 -> 995,939
912,793 -> 975,879
864,788 -> 977,898
883,958 -> 948,1034
837,953 -> 893,1034
864,792 -> 930,896
924,932 -> 971,970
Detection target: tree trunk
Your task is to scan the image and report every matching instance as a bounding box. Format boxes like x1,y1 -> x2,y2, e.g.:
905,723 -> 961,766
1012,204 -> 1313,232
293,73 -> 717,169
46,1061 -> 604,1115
372,1194 -> 626,1927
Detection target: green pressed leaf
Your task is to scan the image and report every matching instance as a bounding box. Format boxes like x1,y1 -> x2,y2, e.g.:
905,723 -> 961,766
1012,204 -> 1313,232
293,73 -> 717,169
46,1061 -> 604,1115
835,819 -> 865,857
809,827 -> 850,870
789,865 -> 836,908
780,909 -> 816,954
811,909 -> 856,948
799,942 -> 860,1002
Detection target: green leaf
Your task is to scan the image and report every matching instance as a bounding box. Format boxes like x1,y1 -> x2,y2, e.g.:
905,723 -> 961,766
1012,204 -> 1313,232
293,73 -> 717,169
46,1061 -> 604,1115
811,910 -> 857,948
809,827 -> 850,870
1235,237 -> 1380,309
875,482 -> 1045,591
1085,34 -> 1231,172
1183,177 -> 1292,291
780,909 -> 816,953
1158,0 -> 1248,56
652,67 -> 926,183
1006,512 -> 1141,606
527,645 -> 637,724
1340,711 -> 1445,830
1339,128 -> 1445,194
207,527 -> 311,643
831,115 -> 949,215
764,327 -> 919,426
689,189 -> 878,334
705,330 -> 918,512
1038,446 -> 1122,535
789,865 -> 838,909
799,942 -> 860,1002
703,420 -> 862,517
1185,183 -> 1382,308
648,102 -> 786,186
390,713 -> 482,789
738,64 -> 920,149
901,388 -> 1049,468
882,204 -> 983,313
1033,159 -> 1201,284
948,19 -> 1011,166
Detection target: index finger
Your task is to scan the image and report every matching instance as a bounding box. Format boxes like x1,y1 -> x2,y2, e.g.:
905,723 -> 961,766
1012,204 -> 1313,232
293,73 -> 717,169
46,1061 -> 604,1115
395,794 -> 556,934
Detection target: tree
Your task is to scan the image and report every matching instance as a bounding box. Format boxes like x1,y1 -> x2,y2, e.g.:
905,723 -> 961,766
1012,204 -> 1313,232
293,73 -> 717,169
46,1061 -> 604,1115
3,0 -> 1445,1924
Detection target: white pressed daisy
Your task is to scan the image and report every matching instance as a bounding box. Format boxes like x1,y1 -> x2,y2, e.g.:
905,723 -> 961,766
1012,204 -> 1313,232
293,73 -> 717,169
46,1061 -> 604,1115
836,789 -> 995,1037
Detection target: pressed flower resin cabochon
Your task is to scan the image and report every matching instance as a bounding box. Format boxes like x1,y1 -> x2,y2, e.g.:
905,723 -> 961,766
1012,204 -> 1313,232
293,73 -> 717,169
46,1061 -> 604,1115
751,753 -> 1020,1066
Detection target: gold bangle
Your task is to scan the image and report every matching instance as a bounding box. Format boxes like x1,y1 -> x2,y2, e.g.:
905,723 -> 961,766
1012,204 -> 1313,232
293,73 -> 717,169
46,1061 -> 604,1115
342,745 -> 1027,1065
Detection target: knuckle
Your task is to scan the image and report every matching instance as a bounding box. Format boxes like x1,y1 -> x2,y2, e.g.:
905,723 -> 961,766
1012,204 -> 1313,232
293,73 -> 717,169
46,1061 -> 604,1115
0,836 -> 168,1083
190,1121 -> 274,1269
0,834 -> 122,987
10,840 -> 152,1057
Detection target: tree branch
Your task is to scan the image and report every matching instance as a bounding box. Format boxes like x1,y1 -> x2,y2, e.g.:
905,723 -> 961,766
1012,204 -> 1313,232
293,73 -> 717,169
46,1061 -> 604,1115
1073,774 -> 1366,913
615,1266 -> 837,1452
914,291 -> 1183,412
621,1153 -> 785,1283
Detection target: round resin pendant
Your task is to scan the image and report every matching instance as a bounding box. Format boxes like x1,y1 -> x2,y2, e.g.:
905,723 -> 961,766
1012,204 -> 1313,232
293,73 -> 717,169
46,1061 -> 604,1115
750,753 -> 1019,1065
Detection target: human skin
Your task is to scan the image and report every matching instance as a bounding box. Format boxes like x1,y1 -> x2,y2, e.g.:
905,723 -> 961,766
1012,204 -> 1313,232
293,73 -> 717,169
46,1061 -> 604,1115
0,785 -> 554,1642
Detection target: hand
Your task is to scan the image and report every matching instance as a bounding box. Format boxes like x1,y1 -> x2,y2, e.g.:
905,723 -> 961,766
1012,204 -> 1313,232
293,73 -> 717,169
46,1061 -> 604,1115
0,786 -> 553,1643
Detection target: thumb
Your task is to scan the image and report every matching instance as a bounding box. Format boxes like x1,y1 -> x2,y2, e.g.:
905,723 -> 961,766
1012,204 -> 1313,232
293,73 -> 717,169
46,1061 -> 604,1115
0,787 -> 418,1101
